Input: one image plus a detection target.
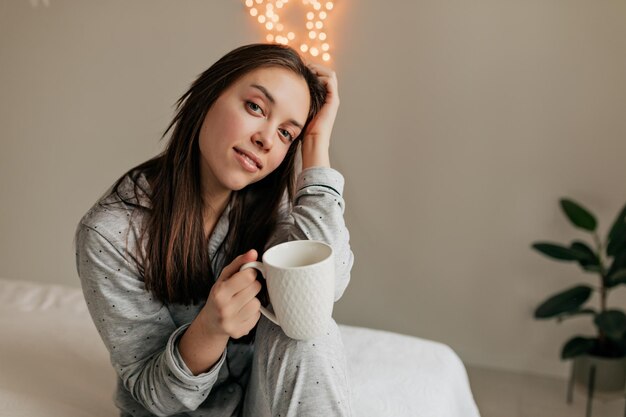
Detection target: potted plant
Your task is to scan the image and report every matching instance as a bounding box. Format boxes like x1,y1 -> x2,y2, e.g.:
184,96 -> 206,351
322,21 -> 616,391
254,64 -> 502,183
532,198 -> 626,393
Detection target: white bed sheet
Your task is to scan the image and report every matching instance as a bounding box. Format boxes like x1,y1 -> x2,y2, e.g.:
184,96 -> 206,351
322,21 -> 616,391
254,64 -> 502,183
0,278 -> 480,417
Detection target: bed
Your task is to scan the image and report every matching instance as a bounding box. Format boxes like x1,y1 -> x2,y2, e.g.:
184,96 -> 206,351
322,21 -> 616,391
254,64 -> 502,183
0,278 -> 480,417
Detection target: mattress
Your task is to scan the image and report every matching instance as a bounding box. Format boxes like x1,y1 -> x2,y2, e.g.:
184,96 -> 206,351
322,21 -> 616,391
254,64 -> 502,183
0,278 -> 480,416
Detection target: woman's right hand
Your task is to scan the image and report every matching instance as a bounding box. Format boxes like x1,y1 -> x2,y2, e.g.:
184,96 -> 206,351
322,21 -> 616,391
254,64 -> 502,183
179,250 -> 262,375
200,249 -> 262,340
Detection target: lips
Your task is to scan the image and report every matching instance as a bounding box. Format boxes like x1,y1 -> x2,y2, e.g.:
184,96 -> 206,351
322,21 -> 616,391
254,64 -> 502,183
233,147 -> 263,170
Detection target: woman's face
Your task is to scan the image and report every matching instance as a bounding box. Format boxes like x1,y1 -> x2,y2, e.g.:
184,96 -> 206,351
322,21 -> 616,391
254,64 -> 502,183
198,66 -> 311,197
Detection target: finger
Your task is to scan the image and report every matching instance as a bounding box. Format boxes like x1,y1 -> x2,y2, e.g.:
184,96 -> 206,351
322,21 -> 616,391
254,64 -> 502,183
310,71 -> 338,90
314,71 -> 337,82
309,66 -> 337,83
239,297 -> 262,322
307,62 -> 333,74
236,311 -> 261,337
222,268 -> 258,299
316,77 -> 337,94
218,249 -> 258,282
232,279 -> 262,310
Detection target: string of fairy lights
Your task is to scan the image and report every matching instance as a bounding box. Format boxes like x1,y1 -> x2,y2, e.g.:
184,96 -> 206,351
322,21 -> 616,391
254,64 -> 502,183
28,0 -> 337,60
243,0 -> 336,61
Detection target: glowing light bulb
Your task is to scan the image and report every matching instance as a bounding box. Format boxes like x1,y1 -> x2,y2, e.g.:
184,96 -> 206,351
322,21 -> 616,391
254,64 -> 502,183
243,0 -> 336,63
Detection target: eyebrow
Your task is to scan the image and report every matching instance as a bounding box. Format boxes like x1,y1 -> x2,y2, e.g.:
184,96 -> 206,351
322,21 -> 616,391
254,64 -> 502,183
250,84 -> 304,130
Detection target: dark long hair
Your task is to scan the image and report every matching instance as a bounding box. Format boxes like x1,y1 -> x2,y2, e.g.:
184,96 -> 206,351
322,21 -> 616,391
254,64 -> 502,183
104,44 -> 326,306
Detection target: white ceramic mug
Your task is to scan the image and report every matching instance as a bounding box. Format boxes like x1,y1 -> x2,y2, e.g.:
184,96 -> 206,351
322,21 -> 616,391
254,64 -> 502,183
240,240 -> 335,340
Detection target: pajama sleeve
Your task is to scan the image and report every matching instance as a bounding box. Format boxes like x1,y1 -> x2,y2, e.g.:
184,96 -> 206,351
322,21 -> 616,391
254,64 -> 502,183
266,166 -> 354,301
75,217 -> 225,416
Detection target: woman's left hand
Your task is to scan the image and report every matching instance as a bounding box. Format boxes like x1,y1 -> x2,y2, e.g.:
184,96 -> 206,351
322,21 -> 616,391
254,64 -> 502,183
301,63 -> 340,169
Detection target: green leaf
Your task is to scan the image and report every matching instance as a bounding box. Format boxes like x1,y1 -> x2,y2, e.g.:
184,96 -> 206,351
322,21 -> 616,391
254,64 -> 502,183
561,308 -> 597,317
607,252 -> 626,283
609,205 -> 626,239
608,269 -> 626,287
607,203 -> 626,257
570,241 -> 600,272
560,198 -> 597,232
607,220 -> 626,257
583,265 -> 602,273
594,310 -> 626,339
571,241 -> 596,258
561,336 -> 596,359
532,243 -> 595,262
534,285 -> 593,319
556,308 -> 597,322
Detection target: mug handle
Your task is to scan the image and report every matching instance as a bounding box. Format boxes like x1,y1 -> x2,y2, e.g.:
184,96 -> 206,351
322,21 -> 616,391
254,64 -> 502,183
239,261 -> 280,327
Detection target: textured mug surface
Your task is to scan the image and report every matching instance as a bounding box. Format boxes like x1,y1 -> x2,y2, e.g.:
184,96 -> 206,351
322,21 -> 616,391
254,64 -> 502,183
240,240 -> 335,340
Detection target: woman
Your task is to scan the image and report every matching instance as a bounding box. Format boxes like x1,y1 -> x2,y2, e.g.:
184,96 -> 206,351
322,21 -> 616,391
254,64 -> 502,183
74,43 -> 353,417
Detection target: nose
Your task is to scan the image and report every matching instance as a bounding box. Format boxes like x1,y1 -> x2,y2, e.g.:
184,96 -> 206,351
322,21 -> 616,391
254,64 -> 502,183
252,125 -> 274,151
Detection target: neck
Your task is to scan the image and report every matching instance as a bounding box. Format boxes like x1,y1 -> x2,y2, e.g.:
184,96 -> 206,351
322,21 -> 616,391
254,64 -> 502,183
202,189 -> 231,239
200,163 -> 232,237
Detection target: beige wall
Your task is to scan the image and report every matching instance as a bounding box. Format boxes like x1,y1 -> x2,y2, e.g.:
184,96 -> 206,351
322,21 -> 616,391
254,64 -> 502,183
2,0 -> 625,379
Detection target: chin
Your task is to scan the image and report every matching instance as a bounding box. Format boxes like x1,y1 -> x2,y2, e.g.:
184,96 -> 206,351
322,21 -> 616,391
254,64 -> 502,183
222,176 -> 256,192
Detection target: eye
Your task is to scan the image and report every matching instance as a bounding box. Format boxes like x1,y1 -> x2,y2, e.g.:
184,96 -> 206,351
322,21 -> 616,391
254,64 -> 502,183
279,128 -> 294,142
246,101 -> 264,116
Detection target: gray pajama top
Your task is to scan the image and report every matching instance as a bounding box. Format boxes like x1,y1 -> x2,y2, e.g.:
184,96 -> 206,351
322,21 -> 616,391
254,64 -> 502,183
74,166 -> 353,416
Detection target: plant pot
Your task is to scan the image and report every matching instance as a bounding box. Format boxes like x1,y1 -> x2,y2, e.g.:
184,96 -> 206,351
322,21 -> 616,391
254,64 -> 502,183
573,354 -> 626,393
